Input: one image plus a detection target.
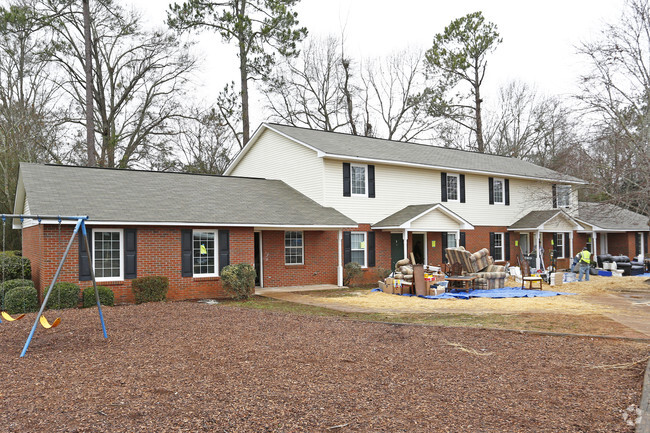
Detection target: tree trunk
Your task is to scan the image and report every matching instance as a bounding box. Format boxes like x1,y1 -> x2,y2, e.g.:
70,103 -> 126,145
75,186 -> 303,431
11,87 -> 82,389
474,65 -> 484,153
238,0 -> 249,146
83,0 -> 96,166
342,58 -> 357,135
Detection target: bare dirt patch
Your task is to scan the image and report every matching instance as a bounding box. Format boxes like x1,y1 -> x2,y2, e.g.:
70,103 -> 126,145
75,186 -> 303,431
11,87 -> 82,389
0,302 -> 647,432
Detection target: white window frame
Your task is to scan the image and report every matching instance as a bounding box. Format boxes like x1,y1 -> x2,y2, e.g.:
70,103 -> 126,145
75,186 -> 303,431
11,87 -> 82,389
557,185 -> 571,208
350,232 -> 367,268
447,232 -> 457,248
493,178 -> 505,205
284,231 -> 304,265
192,229 -> 219,278
637,232 -> 645,258
493,232 -> 505,261
350,163 -> 368,197
446,173 -> 459,202
92,228 -> 124,282
555,234 -> 565,259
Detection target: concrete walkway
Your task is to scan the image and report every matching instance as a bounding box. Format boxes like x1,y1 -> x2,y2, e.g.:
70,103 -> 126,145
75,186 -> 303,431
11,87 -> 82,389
255,284 -> 342,295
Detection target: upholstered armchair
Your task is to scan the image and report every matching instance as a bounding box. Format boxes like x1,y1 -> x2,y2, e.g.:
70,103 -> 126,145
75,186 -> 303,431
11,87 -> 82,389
445,247 -> 508,290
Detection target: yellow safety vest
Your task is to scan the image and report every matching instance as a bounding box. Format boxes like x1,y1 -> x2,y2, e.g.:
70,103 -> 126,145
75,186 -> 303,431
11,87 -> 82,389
580,250 -> 591,264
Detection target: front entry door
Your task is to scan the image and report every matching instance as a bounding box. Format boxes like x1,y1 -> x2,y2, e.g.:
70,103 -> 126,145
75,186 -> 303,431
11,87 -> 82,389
254,232 -> 261,286
391,233 -> 403,271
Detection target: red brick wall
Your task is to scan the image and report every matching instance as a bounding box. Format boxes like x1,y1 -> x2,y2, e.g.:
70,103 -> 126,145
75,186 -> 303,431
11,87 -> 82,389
22,225 -> 255,304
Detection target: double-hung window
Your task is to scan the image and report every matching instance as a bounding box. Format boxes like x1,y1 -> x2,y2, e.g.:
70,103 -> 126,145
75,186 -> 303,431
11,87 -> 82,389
351,164 -> 367,196
447,233 -> 457,248
93,229 -> 123,281
493,178 -> 505,204
557,185 -> 571,207
350,232 -> 367,267
193,230 -> 217,277
493,233 -> 505,261
446,174 -> 459,201
285,231 -> 304,265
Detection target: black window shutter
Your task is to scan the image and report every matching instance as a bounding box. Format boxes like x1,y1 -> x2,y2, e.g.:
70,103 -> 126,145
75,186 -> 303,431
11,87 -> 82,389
505,232 -> 511,261
552,184 -> 557,208
441,232 -> 448,263
460,174 -> 466,203
488,177 -> 494,205
505,179 -> 510,206
441,172 -> 447,202
343,163 -> 351,197
181,229 -> 192,277
367,231 -> 375,267
343,231 -> 351,264
368,165 -> 375,198
124,229 -> 137,279
78,227 -> 92,281
564,233 -> 570,258
218,230 -> 230,274
459,232 -> 466,248
489,232 -> 496,258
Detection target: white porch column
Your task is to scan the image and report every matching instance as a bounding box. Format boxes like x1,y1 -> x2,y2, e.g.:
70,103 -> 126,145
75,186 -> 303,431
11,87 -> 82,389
592,231 -> 598,256
569,231 -> 574,259
337,230 -> 343,287
455,230 -> 461,248
403,229 -> 408,260
535,231 -> 541,270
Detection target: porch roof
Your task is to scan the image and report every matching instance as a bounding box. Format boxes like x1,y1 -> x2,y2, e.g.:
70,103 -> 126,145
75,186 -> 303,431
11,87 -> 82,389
372,203 -> 473,231
575,202 -> 649,231
508,209 -> 584,232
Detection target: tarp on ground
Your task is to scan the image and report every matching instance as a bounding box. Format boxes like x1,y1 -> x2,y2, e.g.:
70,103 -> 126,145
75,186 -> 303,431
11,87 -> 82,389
371,287 -> 576,300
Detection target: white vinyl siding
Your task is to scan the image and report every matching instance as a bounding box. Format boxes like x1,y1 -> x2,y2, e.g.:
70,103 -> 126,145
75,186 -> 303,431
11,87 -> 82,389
229,129 -> 325,204
323,158 -> 554,225
410,210 -> 461,231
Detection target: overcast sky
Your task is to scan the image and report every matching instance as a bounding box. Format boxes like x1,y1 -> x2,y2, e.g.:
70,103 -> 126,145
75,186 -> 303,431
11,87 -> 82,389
132,0 -> 626,126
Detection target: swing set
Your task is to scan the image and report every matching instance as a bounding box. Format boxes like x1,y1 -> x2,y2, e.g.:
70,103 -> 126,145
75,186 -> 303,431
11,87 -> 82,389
0,214 -> 108,357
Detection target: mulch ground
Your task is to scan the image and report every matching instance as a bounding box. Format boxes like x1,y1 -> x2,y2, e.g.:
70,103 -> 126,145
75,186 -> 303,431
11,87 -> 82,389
0,302 -> 647,432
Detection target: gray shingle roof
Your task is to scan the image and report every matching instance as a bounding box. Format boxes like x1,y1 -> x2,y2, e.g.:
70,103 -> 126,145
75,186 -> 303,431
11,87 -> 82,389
577,202 -> 649,231
265,123 -> 585,183
18,163 -> 356,227
508,210 -> 565,229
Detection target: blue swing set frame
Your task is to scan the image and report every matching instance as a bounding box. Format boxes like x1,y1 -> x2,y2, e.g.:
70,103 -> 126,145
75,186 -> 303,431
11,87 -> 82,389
1,214 -> 108,357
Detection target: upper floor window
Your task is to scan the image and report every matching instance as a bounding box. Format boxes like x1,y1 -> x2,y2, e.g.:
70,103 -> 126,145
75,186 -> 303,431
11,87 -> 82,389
285,231 -> 304,265
351,164 -> 367,196
557,185 -> 571,207
493,178 -> 505,204
446,174 -> 459,201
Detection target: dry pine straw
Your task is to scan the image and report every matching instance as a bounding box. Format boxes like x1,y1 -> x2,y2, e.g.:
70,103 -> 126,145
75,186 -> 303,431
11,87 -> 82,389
0,302 -> 647,433
312,276 -> 650,315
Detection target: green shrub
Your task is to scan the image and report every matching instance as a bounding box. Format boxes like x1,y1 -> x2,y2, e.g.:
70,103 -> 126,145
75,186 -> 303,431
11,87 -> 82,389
83,286 -> 114,307
131,276 -> 168,304
344,262 -> 363,286
45,282 -> 81,309
4,286 -> 38,314
375,267 -> 391,280
221,263 -> 256,300
0,252 -> 31,282
0,279 -> 34,306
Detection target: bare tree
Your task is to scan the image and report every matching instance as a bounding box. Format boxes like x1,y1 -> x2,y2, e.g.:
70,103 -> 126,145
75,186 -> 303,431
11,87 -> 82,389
578,0 -> 650,216
44,0 -> 196,168
81,0 -> 95,166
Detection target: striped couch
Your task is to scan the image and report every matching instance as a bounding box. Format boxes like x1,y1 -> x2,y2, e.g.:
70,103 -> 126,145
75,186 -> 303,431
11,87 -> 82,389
445,247 -> 507,290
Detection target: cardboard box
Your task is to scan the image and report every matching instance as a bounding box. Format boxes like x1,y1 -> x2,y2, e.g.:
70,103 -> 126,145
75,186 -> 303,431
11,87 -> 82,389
427,285 -> 445,296
383,278 -> 394,294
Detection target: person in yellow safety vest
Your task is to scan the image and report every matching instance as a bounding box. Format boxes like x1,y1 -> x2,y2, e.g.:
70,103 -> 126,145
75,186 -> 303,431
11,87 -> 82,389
577,246 -> 592,282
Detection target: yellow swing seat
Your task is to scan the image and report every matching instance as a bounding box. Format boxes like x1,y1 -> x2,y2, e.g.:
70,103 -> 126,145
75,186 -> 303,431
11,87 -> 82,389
1,311 -> 25,321
39,315 -> 61,329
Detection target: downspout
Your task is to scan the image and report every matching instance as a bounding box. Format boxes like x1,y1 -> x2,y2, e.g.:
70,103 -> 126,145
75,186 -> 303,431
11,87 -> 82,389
569,231 -> 574,260
337,230 -> 343,287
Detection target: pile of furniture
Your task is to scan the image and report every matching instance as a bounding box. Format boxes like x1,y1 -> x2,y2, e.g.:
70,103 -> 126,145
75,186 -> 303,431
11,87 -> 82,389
596,254 -> 645,276
445,247 -> 508,290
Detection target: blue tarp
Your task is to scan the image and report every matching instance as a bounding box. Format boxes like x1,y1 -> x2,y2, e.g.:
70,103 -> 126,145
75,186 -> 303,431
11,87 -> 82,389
371,287 -> 576,300
635,272 -> 650,278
